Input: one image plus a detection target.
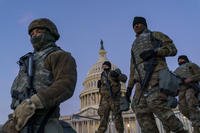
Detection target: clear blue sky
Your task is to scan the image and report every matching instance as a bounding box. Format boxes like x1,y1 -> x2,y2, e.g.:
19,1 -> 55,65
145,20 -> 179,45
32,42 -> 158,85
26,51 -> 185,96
0,0 -> 200,124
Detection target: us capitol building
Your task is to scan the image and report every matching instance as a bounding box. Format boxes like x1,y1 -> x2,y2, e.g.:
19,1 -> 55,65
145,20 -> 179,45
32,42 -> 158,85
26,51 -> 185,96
60,40 -> 193,133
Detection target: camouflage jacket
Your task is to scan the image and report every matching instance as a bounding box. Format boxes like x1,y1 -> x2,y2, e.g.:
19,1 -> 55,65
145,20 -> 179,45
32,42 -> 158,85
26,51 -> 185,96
11,43 -> 77,117
128,29 -> 177,89
174,62 -> 200,89
99,69 -> 127,97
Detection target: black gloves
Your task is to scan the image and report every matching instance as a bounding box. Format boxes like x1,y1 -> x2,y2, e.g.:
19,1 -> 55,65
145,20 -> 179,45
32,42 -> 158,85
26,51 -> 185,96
139,49 -> 157,61
125,87 -> 133,103
110,70 -> 120,78
97,80 -> 101,88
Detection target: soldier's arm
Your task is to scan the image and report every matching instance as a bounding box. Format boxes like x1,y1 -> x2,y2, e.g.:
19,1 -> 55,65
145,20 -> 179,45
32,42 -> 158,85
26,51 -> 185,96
37,50 -> 77,108
153,32 -> 177,57
189,63 -> 200,81
118,73 -> 127,83
127,50 -> 135,89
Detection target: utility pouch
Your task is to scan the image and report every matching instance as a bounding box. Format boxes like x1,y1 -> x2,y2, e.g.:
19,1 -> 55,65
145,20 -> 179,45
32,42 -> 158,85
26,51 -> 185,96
120,96 -> 130,112
159,68 -> 181,96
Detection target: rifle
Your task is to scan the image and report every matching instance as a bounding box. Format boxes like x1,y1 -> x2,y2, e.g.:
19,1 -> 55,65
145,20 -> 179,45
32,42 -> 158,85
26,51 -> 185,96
106,72 -> 113,98
133,32 -> 162,105
136,58 -> 157,104
12,53 -> 36,103
27,53 -> 36,95
19,52 -> 36,133
100,71 -> 114,98
175,74 -> 200,103
174,74 -> 200,92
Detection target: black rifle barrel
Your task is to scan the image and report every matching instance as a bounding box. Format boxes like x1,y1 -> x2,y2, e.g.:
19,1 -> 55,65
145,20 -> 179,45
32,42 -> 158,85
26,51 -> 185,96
137,59 -> 157,105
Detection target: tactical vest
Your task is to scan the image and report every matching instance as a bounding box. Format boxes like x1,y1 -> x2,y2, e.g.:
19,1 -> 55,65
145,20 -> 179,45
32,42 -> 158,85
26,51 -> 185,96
100,71 -> 121,97
131,31 -> 167,83
174,63 -> 200,93
11,44 -> 61,109
174,62 -> 194,78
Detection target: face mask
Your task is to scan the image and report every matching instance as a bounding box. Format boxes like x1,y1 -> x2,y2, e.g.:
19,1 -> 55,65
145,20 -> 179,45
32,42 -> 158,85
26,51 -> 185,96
178,61 -> 186,66
30,33 -> 55,51
103,68 -> 110,71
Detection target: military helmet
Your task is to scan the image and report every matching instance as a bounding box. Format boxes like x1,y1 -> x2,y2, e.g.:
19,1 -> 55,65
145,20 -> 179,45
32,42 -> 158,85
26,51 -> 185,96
28,18 -> 60,41
132,16 -> 147,28
102,61 -> 111,68
178,55 -> 189,62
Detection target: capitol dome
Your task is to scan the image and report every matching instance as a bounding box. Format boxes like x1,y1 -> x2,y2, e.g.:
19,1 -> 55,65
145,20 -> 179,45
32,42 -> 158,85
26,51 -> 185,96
79,40 -> 126,111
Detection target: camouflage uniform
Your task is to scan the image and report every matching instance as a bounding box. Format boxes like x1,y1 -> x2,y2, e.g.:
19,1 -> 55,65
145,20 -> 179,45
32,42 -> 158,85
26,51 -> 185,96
174,62 -> 200,133
128,29 -> 186,133
97,68 -> 127,133
4,18 -> 77,133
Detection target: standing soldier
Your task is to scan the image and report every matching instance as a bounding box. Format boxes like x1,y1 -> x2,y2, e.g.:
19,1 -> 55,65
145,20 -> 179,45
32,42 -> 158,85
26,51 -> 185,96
125,16 -> 188,133
96,61 -> 127,133
2,18 -> 77,133
174,55 -> 200,133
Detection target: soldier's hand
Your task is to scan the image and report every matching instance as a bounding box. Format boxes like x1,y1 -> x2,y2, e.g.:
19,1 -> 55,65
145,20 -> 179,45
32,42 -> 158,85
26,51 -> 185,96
2,115 -> 18,133
125,87 -> 133,103
13,94 -> 43,131
140,49 -> 157,61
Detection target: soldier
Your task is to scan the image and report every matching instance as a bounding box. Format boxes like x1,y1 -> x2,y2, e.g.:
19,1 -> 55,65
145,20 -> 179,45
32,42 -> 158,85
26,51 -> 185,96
125,16 -> 188,133
2,18 -> 77,133
96,61 -> 127,133
174,55 -> 200,133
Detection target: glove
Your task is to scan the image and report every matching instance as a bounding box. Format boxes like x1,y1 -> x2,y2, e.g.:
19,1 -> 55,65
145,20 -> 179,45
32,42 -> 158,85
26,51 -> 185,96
110,70 -> 119,77
2,115 -> 18,133
139,49 -> 157,61
97,80 -> 101,88
125,87 -> 133,103
13,94 -> 43,131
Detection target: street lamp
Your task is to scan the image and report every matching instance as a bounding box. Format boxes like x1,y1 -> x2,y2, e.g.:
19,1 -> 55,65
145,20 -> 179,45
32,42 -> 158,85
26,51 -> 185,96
127,123 -> 130,133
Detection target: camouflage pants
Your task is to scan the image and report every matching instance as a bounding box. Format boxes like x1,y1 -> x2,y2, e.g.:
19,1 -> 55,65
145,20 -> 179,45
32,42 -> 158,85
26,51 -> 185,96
131,85 -> 185,133
178,88 -> 200,132
97,95 -> 124,133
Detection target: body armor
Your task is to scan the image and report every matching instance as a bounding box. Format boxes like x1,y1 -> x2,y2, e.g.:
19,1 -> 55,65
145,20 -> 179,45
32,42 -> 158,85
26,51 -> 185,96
11,43 -> 61,114
132,31 -> 167,86
174,62 -> 194,78
100,71 -> 121,97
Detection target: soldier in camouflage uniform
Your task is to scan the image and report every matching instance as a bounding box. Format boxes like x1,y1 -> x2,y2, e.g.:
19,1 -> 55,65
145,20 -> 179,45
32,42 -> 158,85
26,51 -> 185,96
96,61 -> 127,133
2,18 -> 77,133
125,16 -> 188,133
174,55 -> 200,133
